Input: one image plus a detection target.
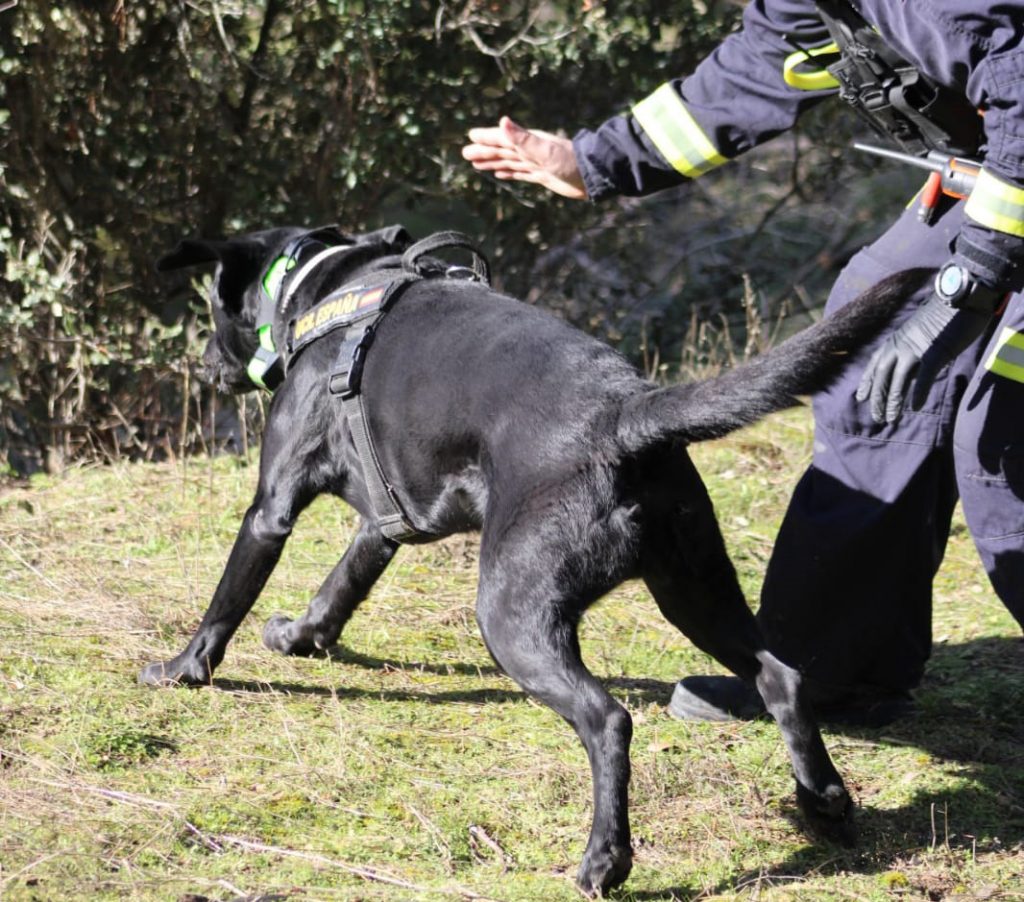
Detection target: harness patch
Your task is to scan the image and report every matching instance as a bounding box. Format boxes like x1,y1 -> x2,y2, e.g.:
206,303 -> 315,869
293,285 -> 385,344
985,326 -> 1024,384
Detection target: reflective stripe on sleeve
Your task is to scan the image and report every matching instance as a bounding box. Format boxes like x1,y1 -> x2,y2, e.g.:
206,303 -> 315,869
965,169 -> 1024,238
631,83 -> 728,179
985,326 -> 1024,383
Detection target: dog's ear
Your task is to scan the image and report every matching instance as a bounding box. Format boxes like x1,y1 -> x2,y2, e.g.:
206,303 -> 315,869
157,235 -> 273,316
156,237 -> 269,274
156,239 -> 226,272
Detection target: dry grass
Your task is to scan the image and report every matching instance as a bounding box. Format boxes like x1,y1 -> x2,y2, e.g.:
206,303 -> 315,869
1,408 -> 1022,901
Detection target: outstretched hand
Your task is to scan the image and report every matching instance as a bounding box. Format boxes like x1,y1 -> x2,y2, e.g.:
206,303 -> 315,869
462,116 -> 587,200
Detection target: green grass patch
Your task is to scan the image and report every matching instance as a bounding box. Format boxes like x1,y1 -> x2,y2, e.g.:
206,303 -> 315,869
1,408 -> 1022,900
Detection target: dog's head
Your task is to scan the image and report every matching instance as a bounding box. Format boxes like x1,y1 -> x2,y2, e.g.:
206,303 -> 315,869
159,225 -> 415,394
158,227 -> 305,393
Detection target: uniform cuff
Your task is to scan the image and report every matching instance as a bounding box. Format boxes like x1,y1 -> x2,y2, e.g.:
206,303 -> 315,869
572,129 -> 620,202
954,219 -> 1024,292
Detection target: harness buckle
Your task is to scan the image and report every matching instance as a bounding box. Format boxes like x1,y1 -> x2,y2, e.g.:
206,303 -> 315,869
445,264 -> 481,281
328,326 -> 375,399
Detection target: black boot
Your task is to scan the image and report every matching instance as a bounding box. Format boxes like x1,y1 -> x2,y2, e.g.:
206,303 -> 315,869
668,675 -> 765,721
668,675 -> 916,726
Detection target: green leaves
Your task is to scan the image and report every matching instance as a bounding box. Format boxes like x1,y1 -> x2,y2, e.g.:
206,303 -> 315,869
0,0 -> 737,472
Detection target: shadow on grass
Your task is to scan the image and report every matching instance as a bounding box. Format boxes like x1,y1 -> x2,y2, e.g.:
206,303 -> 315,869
325,644 -> 502,677
330,646 -> 685,707
214,636 -> 1020,901
666,773 -> 1024,902
623,635 -> 1024,900
215,644 -> 679,706
213,676 -> 525,705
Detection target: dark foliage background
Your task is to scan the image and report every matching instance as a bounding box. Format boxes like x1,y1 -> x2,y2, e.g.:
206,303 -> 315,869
0,0 -> 912,474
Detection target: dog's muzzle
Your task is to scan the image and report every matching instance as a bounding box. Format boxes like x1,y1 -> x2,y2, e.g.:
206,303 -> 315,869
201,338 -> 251,394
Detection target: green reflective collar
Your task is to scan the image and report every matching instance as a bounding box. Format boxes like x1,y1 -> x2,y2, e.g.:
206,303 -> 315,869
249,233 -> 355,393
261,255 -> 295,307
247,344 -> 283,392
248,311 -> 283,393
257,323 -> 276,352
250,258 -> 293,393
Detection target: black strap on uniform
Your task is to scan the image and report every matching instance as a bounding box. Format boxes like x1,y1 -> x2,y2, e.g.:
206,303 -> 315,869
814,0 -> 981,157
337,346 -> 419,542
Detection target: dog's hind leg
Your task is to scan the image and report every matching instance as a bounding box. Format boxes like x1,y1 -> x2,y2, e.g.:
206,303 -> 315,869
475,557 -> 633,897
263,518 -> 396,656
641,495 -> 853,841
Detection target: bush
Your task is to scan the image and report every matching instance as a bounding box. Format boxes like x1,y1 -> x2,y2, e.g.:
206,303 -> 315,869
1,1 -> 899,474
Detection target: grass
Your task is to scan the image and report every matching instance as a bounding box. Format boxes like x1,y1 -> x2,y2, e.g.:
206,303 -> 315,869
1,407 -> 1022,901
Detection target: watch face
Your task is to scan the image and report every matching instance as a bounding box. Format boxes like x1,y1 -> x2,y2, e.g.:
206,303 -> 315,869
938,264 -> 967,300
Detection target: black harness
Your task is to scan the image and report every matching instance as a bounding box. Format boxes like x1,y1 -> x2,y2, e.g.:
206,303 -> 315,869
814,0 -> 982,157
263,228 -> 491,543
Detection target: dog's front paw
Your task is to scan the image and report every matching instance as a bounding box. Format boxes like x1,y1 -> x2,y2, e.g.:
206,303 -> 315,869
576,841 -> 632,897
138,657 -> 210,688
262,614 -> 317,657
796,781 -> 856,846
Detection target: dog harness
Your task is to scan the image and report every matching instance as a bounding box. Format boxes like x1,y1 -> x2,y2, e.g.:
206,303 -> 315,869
261,229 -> 491,543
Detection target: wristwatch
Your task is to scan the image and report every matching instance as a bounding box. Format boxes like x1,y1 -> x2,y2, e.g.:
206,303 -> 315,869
934,262 -> 1002,312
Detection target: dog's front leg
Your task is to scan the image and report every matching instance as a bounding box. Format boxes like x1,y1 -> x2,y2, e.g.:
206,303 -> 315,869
263,518 -> 396,656
139,485 -> 303,687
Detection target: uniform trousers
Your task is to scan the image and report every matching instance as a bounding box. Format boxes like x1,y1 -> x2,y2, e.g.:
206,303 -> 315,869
758,197 -> 1024,700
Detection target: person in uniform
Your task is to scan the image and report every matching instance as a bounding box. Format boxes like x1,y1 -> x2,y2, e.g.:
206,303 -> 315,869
462,1 -> 1024,725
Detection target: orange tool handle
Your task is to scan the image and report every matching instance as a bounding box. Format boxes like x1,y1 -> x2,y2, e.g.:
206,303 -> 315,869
940,158 -> 981,199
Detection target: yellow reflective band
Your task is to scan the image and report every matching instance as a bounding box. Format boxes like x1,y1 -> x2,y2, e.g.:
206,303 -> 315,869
984,326 -> 1024,384
632,83 -> 728,179
783,41 -> 841,91
965,169 -> 1024,238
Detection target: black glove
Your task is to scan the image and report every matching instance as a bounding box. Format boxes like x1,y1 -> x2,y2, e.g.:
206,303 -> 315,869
855,268 -> 999,425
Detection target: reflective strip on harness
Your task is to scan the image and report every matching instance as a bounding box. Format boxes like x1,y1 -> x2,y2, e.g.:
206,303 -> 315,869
965,169 -> 1024,238
262,256 -> 294,304
985,326 -> 1024,384
783,41 -> 841,91
632,83 -> 728,178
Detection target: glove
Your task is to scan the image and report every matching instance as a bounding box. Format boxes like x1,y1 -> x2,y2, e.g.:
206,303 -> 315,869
855,293 -> 991,425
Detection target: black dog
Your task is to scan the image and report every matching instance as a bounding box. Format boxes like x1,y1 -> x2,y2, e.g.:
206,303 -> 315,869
147,224 -> 919,896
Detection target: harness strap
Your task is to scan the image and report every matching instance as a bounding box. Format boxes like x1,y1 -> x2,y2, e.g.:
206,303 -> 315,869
402,230 -> 491,284
332,334 -> 419,542
287,269 -> 416,363
277,244 -> 357,317
326,287 -> 421,543
348,394 -> 418,541
280,229 -> 490,544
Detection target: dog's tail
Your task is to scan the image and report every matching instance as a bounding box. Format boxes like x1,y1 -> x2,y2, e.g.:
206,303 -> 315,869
616,269 -> 927,454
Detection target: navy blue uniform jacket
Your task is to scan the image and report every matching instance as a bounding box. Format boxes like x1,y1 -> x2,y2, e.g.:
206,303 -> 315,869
572,0 -> 1024,284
